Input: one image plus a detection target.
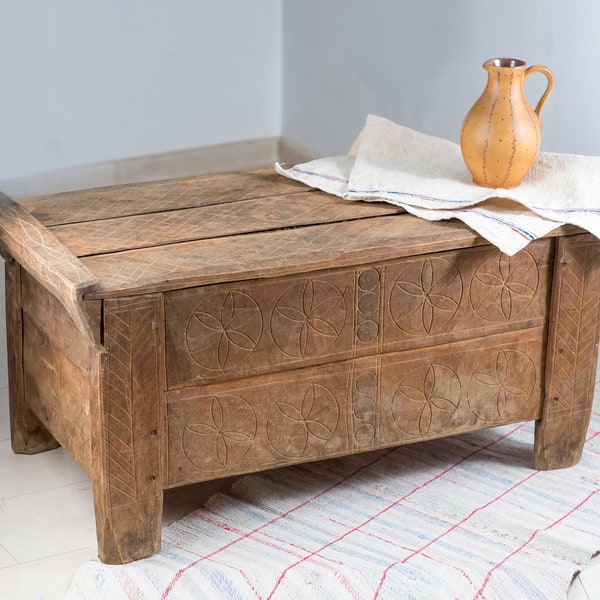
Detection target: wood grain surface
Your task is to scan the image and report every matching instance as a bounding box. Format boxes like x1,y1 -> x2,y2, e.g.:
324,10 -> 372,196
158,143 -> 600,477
534,234 -> 600,469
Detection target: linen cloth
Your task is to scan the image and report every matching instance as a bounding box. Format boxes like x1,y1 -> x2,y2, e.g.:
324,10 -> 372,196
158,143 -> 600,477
276,115 -> 600,255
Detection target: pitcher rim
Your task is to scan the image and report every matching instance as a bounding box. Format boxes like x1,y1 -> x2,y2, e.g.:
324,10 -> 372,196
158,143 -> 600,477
484,57 -> 526,69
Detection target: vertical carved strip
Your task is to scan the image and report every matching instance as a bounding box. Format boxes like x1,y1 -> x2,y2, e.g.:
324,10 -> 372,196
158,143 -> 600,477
92,294 -> 163,563
6,258 -> 59,453
355,268 -> 382,348
352,267 -> 383,451
351,364 -> 380,451
534,235 -> 600,469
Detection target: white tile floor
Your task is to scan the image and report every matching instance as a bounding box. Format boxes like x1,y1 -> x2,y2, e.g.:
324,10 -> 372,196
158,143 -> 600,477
0,384 -> 239,599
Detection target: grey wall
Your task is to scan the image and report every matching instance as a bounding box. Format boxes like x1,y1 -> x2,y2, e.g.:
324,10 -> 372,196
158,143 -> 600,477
0,0 -> 281,181
3,1 -> 599,185
282,0 -> 599,157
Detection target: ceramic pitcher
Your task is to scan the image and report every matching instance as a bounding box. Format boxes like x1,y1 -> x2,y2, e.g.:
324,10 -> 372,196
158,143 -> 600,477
460,58 -> 554,189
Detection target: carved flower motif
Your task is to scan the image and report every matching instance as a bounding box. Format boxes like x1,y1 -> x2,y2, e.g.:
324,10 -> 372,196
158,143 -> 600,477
186,290 -> 262,371
271,280 -> 346,358
390,257 -> 462,334
392,363 -> 461,437
183,394 -> 256,471
468,350 -> 535,422
267,383 -> 339,457
470,251 -> 538,322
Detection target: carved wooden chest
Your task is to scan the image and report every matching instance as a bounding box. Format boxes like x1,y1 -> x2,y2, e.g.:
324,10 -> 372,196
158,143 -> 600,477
1,168 -> 599,564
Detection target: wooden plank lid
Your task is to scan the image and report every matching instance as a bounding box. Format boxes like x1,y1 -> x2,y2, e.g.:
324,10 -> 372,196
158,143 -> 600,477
6,168 -> 494,299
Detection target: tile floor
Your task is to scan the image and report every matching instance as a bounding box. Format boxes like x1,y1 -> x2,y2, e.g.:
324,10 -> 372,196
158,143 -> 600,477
1,384 -> 599,599
0,384 -> 239,599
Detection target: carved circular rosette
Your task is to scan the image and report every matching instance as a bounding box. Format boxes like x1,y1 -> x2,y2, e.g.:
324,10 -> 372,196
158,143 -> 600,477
270,279 -> 347,358
470,250 -> 538,322
183,394 -> 257,471
391,363 -> 461,437
467,349 -> 536,422
185,290 -> 262,371
390,257 -> 462,335
266,382 -> 339,458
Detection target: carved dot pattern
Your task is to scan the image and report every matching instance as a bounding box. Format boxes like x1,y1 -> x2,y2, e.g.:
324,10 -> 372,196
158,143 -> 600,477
271,280 -> 347,359
185,290 -> 262,371
467,349 -> 536,422
390,257 -> 462,334
352,371 -> 378,447
356,269 -> 381,344
182,394 -> 257,471
470,250 -> 538,322
391,363 -> 461,437
266,383 -> 339,458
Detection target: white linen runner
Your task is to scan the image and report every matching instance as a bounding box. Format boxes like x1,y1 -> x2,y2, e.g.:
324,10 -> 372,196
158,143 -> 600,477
276,115 -> 600,255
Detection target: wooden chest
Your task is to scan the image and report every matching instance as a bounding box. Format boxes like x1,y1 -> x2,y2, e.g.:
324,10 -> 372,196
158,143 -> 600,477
1,168 -> 599,564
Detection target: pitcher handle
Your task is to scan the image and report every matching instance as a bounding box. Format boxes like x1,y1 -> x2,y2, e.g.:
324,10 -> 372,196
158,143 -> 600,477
524,65 -> 554,127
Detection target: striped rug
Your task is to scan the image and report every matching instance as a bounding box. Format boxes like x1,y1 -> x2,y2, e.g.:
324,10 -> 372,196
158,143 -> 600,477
67,398 -> 600,599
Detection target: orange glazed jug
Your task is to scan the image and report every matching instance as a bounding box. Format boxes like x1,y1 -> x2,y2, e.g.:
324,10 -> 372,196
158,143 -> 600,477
460,58 -> 554,188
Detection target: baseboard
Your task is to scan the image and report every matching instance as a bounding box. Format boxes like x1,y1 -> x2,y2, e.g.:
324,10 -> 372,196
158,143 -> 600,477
0,136 -> 285,198
115,137 -> 282,187
278,136 -> 319,165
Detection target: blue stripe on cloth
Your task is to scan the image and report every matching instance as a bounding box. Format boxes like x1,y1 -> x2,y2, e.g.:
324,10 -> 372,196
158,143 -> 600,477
348,188 -> 471,206
457,209 -> 539,242
530,206 -> 600,215
290,166 -> 349,184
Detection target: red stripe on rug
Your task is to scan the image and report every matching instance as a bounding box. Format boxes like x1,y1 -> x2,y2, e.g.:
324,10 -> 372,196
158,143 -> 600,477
160,445 -> 401,599
372,470 -> 539,597
373,428 -> 600,598
265,423 -> 526,599
474,488 -> 598,599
